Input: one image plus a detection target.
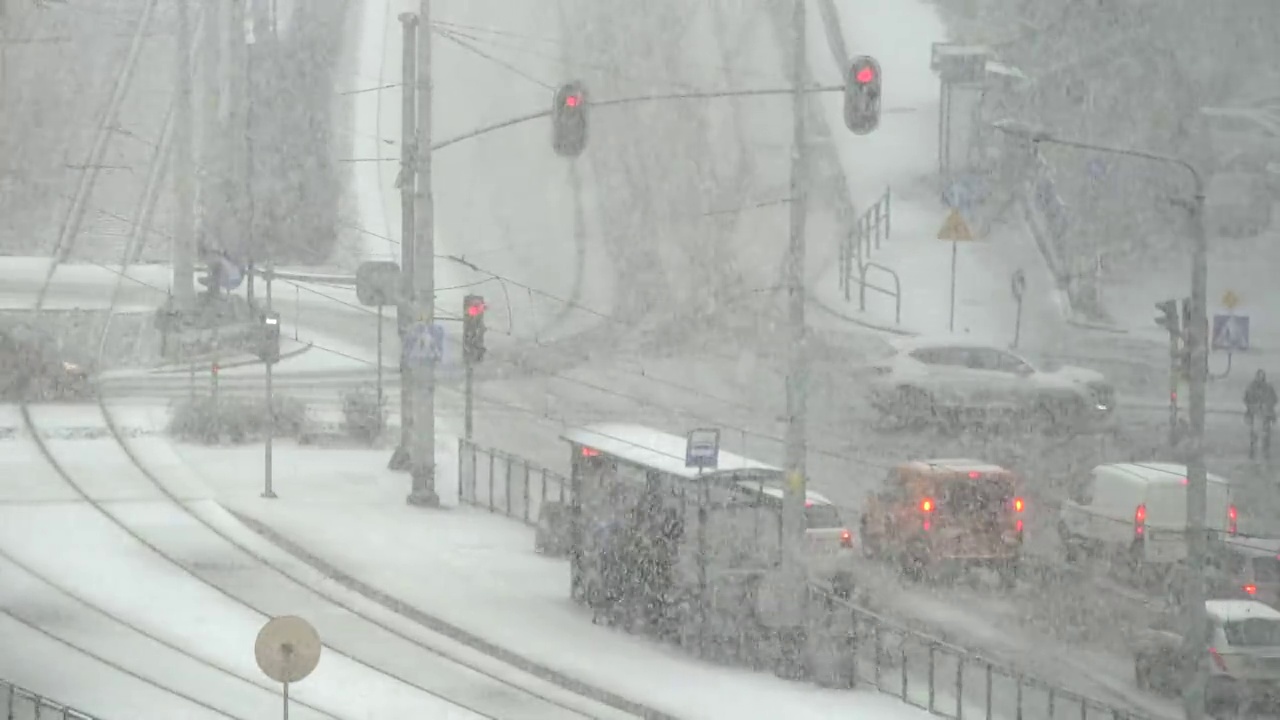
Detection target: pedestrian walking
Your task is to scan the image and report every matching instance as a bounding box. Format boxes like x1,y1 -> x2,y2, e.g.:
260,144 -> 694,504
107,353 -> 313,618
1244,369 -> 1277,460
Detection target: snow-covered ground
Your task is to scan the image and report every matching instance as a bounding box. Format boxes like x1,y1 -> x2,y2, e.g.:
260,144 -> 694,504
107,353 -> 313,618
153,428 -> 941,720
801,0 -> 1063,349
0,403 -> 635,720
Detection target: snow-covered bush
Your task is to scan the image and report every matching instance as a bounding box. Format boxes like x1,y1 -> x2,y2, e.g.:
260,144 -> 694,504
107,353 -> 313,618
168,394 -> 308,444
340,385 -> 386,443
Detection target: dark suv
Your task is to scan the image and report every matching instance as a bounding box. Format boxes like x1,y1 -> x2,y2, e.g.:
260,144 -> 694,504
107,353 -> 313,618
0,325 -> 94,401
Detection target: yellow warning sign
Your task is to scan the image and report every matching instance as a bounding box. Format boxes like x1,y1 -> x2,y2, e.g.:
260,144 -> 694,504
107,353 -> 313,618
937,209 -> 974,241
1222,290 -> 1240,310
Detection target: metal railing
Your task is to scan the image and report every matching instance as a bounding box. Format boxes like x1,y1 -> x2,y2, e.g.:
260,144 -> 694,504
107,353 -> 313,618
457,439 -> 568,526
839,186 -> 892,292
858,261 -> 901,324
454,439 -> 1154,720
807,586 -> 1149,720
2,679 -> 100,720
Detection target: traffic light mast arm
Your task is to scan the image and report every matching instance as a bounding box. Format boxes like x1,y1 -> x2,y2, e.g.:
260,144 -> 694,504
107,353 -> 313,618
429,85 -> 910,153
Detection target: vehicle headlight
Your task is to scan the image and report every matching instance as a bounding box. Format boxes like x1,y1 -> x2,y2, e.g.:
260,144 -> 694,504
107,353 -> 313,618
62,361 -> 81,373
1088,383 -> 1114,410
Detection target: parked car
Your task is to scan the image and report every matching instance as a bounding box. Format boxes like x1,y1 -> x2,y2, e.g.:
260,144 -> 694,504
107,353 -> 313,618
1057,462 -> 1237,571
1135,600 -> 1280,713
1208,536 -> 1280,609
865,337 -> 1114,430
0,324 -> 94,401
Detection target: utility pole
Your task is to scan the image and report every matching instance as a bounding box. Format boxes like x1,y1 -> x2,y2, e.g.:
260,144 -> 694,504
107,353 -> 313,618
407,0 -> 439,506
780,0 -> 810,672
172,0 -> 195,308
1182,180 -> 1210,720
197,0 -> 222,268
390,12 -> 417,472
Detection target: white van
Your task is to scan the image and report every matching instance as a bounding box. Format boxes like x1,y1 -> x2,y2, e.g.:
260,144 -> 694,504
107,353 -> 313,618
1057,462 -> 1237,565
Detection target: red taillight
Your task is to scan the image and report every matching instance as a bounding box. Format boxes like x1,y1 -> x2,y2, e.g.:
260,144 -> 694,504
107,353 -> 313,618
1228,505 -> 1238,536
580,446 -> 599,457
968,471 -> 981,479
1015,519 -> 1024,534
920,497 -> 934,513
840,529 -> 853,548
1209,648 -> 1229,672
922,519 -> 931,532
1244,584 -> 1258,596
1134,504 -> 1146,536
1013,497 -> 1025,513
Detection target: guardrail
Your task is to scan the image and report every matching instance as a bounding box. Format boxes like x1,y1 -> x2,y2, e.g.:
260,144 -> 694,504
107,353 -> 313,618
454,439 -> 1153,720
839,186 -> 892,292
2,678 -> 100,720
858,261 -> 901,324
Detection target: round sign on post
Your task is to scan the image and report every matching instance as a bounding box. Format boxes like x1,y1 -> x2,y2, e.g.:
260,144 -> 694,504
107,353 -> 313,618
255,615 -> 322,684
1010,269 -> 1026,301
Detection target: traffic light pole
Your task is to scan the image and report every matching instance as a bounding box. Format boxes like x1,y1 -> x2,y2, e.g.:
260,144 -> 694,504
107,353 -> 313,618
263,265 -> 276,499
991,120 -> 1211,720
464,361 -> 473,440
780,0 -> 810,669
407,0 -> 440,507
390,13 -> 417,472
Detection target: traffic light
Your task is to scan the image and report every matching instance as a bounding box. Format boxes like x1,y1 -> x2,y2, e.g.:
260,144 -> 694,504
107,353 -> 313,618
1154,299 -> 1179,335
843,55 -> 881,135
259,311 -> 281,364
463,295 -> 486,365
552,82 -> 588,157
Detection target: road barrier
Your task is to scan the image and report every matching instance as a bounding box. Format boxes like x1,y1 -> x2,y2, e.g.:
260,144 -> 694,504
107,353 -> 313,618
1,678 -> 100,720
455,438 -> 1156,720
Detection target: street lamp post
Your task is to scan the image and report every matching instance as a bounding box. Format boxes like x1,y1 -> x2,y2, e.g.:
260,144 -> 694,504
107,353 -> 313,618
994,119 -> 1211,720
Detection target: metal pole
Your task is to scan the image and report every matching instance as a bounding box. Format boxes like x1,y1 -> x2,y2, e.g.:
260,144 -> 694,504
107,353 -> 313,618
263,269 -> 276,499
377,305 -> 384,421
282,681 -> 289,720
1182,180 -> 1210,720
464,362 -> 473,440
389,13 -> 417,471
949,240 -> 958,332
780,0 -> 810,650
173,0 -> 195,308
1013,296 -> 1023,348
1169,330 -> 1181,447
407,0 -> 439,506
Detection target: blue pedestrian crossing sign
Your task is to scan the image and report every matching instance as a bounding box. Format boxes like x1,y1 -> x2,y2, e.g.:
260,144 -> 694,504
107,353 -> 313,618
1212,314 -> 1249,352
404,322 -> 445,365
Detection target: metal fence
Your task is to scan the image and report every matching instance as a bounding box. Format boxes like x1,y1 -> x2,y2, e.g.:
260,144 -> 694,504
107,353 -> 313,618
2,679 -> 99,720
806,587 -> 1150,720
457,439 -> 568,527
455,440 -> 1154,720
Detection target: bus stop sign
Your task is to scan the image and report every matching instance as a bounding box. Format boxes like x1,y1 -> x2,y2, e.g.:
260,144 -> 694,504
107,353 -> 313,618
685,428 -> 720,470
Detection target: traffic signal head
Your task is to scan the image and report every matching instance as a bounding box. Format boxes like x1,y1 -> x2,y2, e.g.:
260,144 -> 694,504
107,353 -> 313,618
552,82 -> 588,157
844,56 -> 881,135
463,295 -> 487,364
1154,299 -> 1179,334
260,311 -> 281,364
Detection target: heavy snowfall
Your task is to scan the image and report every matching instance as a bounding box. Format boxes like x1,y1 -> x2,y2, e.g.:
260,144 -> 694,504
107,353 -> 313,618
0,0 -> 1277,718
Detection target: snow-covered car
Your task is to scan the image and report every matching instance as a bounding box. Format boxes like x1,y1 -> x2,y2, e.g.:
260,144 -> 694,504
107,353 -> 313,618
865,337 -> 1114,429
0,324 -> 95,402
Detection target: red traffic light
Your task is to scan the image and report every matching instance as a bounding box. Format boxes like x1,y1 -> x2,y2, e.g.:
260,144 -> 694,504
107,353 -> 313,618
564,95 -> 580,108
465,300 -> 486,316
855,65 -> 876,84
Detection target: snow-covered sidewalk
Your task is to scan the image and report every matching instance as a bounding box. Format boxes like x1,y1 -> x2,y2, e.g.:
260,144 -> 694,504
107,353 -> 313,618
162,433 -> 940,720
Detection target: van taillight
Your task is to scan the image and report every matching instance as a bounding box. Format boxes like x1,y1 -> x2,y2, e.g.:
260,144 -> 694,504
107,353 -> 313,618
1015,519 -> 1024,534
1228,505 -> 1238,536
580,446 -> 600,457
1013,497 -> 1025,513
1134,504 -> 1146,536
1209,648 -> 1229,672
920,497 -> 934,513
1244,584 -> 1258,596
840,529 -> 853,548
